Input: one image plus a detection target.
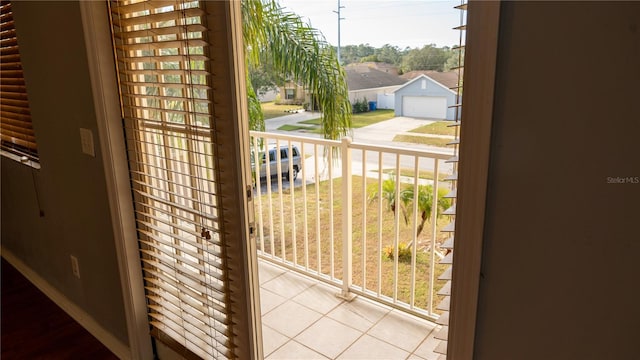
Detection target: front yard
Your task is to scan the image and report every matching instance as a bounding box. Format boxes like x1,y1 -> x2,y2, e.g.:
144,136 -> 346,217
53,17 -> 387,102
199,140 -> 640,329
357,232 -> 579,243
254,175 -> 450,312
261,101 -> 304,120
392,120 -> 458,147
406,121 -> 457,136
276,109 -> 396,132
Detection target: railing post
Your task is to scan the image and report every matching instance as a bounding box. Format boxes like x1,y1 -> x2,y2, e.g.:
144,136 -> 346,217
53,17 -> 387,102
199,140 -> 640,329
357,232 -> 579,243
339,136 -> 356,301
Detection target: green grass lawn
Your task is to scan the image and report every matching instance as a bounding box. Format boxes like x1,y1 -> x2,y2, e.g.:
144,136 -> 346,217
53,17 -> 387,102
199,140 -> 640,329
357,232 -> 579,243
261,101 -> 304,120
392,134 -> 453,147
276,124 -> 313,131
351,109 -> 395,128
374,168 -> 448,181
278,109 -> 395,132
408,121 -> 457,136
297,118 -> 321,125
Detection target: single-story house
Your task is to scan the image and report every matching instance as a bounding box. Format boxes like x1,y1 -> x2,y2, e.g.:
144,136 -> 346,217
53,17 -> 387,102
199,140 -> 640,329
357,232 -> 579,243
276,80 -> 306,105
345,64 -> 407,109
393,72 -> 460,120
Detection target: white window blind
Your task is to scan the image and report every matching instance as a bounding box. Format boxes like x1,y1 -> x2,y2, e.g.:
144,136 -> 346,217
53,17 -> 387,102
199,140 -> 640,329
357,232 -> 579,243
0,0 -> 38,161
109,1 -> 242,358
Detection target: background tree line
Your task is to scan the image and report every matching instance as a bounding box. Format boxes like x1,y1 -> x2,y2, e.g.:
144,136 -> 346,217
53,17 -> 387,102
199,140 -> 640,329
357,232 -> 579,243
249,42 -> 462,109
338,43 -> 462,73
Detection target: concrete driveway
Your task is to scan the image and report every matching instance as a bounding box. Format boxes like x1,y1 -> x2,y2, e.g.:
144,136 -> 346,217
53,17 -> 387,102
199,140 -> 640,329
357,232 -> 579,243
351,116 -> 436,143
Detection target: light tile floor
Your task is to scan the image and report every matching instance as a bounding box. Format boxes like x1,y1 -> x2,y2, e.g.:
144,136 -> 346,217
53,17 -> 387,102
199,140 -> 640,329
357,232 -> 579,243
259,260 -> 441,360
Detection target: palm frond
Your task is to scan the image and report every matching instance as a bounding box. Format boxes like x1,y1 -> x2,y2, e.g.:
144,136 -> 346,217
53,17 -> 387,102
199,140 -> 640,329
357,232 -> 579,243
246,75 -> 265,132
242,0 -> 352,139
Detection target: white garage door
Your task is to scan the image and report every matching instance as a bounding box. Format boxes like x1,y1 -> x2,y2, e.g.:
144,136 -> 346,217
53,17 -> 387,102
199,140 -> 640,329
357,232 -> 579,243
402,96 -> 447,119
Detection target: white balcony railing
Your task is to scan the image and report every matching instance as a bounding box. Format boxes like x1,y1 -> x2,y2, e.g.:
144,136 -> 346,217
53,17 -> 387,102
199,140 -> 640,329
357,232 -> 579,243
250,131 -> 453,320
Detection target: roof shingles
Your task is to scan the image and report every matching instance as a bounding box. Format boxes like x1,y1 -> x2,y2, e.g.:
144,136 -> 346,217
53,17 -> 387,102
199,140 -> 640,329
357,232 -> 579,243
399,70 -> 460,90
345,64 -> 407,91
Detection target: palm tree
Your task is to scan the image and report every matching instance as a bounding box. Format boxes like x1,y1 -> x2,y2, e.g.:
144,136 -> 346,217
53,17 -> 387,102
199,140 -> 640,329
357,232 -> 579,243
400,185 -> 451,241
242,0 -> 352,139
370,176 -> 451,248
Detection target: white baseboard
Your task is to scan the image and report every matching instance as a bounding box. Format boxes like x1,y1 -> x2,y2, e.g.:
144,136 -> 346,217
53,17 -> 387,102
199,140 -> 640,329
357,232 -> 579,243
1,247 -> 131,359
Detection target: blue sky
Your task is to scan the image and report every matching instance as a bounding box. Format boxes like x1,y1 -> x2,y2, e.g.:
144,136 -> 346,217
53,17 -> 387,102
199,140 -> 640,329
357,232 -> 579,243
277,0 -> 462,49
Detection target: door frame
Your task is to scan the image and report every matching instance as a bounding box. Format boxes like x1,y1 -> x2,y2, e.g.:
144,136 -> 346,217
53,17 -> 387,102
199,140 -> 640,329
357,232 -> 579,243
447,1 -> 501,359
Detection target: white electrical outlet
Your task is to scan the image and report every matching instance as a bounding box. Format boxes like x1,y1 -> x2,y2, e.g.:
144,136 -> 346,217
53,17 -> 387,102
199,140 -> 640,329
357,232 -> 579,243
79,128 -> 95,157
70,255 -> 81,279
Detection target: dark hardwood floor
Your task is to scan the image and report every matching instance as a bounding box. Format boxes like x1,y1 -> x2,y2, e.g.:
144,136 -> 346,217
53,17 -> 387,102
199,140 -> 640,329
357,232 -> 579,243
1,258 -> 118,359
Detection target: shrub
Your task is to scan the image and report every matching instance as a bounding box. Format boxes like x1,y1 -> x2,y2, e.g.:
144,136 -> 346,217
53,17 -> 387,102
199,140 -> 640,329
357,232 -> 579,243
383,242 -> 412,263
352,97 -> 369,114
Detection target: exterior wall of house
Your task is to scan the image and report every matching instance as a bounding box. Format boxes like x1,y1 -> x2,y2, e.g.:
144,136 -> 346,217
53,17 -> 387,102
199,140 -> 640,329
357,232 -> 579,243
258,89 -> 278,102
472,2 -> 639,359
376,93 -> 395,110
394,77 -> 457,119
349,85 -> 401,108
276,82 -> 305,105
1,0 -> 129,347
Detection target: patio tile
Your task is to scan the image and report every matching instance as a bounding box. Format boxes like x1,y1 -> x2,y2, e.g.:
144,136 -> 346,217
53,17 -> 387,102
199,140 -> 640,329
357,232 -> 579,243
411,328 -> 441,360
259,261 -> 287,284
260,288 -> 287,315
258,260 -> 440,360
406,355 -> 427,360
292,282 -> 344,314
367,310 -> 436,353
327,297 -> 391,333
261,268 -> 315,299
337,334 -> 410,359
262,325 -> 290,357
295,317 -> 363,359
267,340 -> 329,360
262,299 -> 323,338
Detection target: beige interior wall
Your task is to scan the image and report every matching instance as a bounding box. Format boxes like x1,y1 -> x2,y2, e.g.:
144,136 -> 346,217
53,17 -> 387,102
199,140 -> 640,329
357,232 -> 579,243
474,2 -> 639,359
1,1 -> 129,345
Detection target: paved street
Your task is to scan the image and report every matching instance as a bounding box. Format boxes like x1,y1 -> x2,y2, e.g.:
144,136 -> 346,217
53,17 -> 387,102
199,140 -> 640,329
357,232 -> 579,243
264,111 -> 323,132
265,111 -> 455,153
254,112 -> 456,192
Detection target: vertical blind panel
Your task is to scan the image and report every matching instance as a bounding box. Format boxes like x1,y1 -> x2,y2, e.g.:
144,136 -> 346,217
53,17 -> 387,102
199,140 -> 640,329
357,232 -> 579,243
0,1 -> 38,160
110,0 -> 232,357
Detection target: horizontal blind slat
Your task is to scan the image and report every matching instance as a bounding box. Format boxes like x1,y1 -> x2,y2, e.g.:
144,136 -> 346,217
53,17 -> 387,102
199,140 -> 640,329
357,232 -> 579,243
1,133 -> 36,149
117,23 -> 206,40
118,38 -> 207,52
140,238 -> 223,274
113,7 -> 204,27
136,219 -> 220,249
145,289 -> 226,325
143,276 -> 227,314
0,97 -> 28,108
124,121 -> 212,137
112,0 -> 176,15
139,247 -> 224,282
0,103 -> 30,115
140,258 -> 226,298
131,173 -> 218,199
117,53 -> 208,64
133,189 -> 219,223
0,116 -> 33,128
0,127 -> 36,142
148,304 -> 229,343
132,182 -> 220,216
